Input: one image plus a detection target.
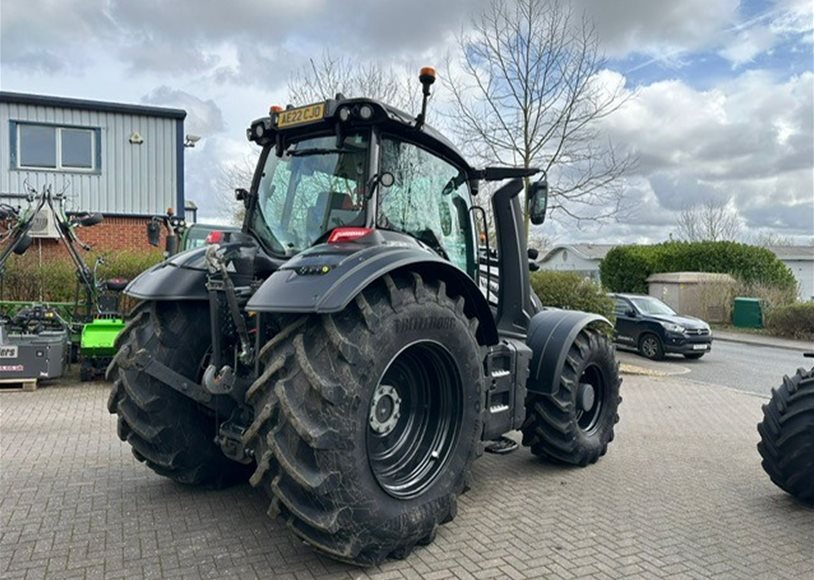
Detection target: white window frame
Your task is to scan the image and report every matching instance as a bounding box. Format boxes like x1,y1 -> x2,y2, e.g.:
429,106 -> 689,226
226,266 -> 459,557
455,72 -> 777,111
17,124 -> 97,173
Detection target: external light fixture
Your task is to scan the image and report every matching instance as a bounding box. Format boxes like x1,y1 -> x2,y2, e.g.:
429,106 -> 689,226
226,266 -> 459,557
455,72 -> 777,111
359,104 -> 374,120
184,134 -> 201,148
338,106 -> 351,122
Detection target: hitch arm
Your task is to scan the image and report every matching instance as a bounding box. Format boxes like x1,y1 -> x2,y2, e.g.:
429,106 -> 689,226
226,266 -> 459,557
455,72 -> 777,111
113,345 -> 213,407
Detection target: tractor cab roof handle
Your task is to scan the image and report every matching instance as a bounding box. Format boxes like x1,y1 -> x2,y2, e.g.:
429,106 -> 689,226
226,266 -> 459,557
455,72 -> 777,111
476,166 -> 540,181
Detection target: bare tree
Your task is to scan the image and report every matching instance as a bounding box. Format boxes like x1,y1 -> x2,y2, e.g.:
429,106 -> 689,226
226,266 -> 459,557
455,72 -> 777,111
750,232 -> 794,247
288,52 -> 418,110
445,0 -> 634,233
216,154 -> 258,225
675,200 -> 742,242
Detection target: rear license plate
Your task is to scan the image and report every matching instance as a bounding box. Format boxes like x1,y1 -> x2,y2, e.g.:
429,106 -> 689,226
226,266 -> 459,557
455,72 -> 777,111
276,103 -> 325,128
692,344 -> 708,350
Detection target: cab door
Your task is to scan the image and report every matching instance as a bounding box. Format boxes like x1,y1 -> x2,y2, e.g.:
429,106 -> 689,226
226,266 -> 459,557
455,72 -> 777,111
377,136 -> 476,277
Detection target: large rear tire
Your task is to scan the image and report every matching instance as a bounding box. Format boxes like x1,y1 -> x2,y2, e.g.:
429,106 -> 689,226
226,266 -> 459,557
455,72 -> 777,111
107,301 -> 251,487
243,273 -> 485,565
757,367 -> 814,504
522,327 -> 621,466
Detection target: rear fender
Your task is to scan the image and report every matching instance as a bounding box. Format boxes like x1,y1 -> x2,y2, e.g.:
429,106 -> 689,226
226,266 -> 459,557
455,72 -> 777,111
246,233 -> 498,345
526,309 -> 613,396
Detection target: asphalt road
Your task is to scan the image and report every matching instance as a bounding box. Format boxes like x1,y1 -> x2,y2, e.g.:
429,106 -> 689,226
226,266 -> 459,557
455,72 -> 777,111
617,339 -> 811,397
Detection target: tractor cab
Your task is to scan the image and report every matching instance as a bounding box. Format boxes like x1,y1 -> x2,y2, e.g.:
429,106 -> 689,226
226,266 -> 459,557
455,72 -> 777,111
245,92 -> 481,278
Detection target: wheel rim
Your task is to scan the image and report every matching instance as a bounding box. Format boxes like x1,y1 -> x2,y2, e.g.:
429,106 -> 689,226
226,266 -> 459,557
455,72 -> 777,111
575,363 -> 605,433
641,336 -> 658,358
367,341 -> 463,499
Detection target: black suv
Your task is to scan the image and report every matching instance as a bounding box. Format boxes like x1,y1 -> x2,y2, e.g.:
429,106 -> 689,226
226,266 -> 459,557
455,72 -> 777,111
610,293 -> 713,360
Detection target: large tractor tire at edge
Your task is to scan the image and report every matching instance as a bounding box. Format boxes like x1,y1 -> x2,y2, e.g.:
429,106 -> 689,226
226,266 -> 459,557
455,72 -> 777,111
243,272 -> 485,565
522,326 -> 621,466
757,367 -> 814,504
107,301 -> 252,487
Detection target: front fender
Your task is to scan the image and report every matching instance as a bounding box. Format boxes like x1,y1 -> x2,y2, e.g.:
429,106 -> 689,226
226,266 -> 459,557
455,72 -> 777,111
246,237 -> 498,345
125,261 -> 209,301
526,309 -> 613,396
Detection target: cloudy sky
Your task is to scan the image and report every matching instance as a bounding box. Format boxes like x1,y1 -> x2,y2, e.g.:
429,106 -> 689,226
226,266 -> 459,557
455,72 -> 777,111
2,0 -> 812,244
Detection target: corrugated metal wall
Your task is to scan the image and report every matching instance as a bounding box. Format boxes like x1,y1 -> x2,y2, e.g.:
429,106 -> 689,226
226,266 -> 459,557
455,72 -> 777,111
0,102 -> 179,215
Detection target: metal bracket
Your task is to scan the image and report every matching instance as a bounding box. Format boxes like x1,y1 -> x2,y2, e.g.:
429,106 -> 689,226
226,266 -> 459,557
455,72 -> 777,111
121,345 -> 213,406
217,420 -> 253,464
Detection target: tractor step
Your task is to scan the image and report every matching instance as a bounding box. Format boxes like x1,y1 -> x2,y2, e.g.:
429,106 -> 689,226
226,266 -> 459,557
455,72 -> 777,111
484,436 -> 519,454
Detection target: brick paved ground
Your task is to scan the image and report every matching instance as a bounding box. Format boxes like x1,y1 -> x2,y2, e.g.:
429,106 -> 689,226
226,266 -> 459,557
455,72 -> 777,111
1,375 -> 812,579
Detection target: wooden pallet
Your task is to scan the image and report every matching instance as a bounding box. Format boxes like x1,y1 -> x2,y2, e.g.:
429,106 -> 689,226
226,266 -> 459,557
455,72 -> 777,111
0,378 -> 38,392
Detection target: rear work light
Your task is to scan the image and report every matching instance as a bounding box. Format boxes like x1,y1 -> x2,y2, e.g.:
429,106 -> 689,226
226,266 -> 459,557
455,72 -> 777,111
327,227 -> 373,243
205,230 -> 224,244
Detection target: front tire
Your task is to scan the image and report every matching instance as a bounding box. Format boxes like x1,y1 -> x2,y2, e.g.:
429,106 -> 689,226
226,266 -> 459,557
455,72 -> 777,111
107,301 -> 251,487
522,327 -> 621,466
757,367 -> 814,503
243,273 -> 485,565
638,333 -> 664,360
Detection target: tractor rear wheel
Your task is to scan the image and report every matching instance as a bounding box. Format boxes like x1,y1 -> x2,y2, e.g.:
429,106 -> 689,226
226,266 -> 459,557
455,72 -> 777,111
107,301 -> 251,487
243,273 -> 484,565
757,367 -> 814,503
522,327 -> 621,466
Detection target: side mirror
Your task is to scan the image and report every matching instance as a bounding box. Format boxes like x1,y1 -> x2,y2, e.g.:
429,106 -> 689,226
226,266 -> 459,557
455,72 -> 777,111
625,309 -> 637,318
528,177 -> 548,225
146,220 -> 161,247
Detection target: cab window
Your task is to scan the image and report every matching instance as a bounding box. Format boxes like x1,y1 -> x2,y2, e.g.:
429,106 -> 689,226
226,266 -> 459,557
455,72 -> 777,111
378,137 -> 474,274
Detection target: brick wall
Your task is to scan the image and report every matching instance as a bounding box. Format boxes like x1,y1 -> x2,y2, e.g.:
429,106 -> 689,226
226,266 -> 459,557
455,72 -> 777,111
31,216 -> 168,260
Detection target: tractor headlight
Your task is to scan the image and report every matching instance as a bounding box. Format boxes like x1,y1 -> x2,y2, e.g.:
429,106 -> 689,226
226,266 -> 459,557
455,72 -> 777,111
338,106 -> 351,122
359,104 -> 374,120
254,123 -> 265,138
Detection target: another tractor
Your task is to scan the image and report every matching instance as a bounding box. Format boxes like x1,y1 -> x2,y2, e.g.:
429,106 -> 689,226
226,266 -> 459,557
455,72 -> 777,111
757,357 -> 814,504
108,68 -> 622,565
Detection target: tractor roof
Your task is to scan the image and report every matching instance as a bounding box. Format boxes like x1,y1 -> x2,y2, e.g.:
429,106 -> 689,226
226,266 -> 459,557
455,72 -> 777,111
247,97 -> 473,173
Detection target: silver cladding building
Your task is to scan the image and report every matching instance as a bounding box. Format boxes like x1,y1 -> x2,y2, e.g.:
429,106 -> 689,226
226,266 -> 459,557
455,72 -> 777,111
0,92 -> 186,216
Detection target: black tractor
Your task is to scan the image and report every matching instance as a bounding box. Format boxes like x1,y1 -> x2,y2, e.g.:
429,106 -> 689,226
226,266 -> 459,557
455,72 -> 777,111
108,67 -> 621,565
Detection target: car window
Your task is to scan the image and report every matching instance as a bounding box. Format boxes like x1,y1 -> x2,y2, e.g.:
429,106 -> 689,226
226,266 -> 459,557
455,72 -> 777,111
613,298 -> 630,317
630,296 -> 676,316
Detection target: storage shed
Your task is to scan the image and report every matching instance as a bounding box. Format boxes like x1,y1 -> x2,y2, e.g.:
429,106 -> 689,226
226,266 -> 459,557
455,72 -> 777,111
0,91 -> 187,252
647,272 -> 737,323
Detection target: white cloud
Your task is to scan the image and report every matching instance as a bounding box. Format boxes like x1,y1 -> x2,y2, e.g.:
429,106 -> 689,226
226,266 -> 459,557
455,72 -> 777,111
590,69 -> 814,240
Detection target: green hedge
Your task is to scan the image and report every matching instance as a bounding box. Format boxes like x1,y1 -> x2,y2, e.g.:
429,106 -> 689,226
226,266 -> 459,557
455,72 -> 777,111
1,250 -> 163,302
530,271 -> 615,321
765,302 -> 814,341
599,241 -> 797,294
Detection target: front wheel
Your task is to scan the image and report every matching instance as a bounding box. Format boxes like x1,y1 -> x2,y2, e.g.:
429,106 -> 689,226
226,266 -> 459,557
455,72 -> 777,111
522,327 -> 621,466
638,333 -> 664,360
243,273 -> 485,565
757,367 -> 814,503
